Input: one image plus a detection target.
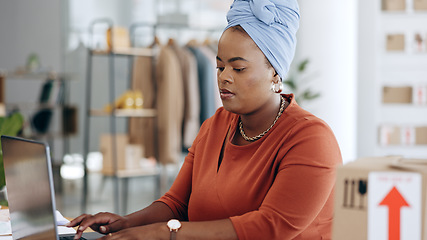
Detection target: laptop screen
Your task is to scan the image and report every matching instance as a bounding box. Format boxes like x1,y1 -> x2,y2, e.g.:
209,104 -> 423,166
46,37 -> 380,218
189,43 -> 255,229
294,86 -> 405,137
2,136 -> 58,240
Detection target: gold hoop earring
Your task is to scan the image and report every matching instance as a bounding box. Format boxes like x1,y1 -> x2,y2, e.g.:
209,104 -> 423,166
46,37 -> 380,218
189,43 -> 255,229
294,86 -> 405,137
270,81 -> 283,93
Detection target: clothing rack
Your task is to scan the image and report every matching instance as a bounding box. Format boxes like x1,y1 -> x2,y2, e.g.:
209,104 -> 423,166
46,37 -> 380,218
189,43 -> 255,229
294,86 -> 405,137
83,19 -> 159,215
129,22 -> 223,47
82,18 -> 223,214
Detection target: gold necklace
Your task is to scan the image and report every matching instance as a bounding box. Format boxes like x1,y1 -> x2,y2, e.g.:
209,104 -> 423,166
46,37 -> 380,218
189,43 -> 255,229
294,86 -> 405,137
239,95 -> 286,142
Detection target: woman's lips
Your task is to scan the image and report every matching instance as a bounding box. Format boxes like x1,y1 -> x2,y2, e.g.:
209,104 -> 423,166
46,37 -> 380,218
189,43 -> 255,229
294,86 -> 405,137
220,89 -> 234,99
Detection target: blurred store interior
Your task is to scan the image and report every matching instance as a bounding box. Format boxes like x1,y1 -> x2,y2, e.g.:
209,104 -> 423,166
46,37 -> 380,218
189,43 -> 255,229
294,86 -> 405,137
0,0 -> 426,219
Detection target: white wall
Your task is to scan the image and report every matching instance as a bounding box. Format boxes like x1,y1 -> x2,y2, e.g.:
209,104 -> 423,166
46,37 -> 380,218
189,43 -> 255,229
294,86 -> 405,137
0,0 -> 63,71
295,0 -> 358,163
357,0 -> 427,159
0,0 -> 66,162
357,0 -> 378,158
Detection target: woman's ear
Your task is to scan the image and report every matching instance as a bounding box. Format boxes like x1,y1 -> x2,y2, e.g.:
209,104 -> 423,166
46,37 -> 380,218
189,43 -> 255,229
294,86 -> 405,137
273,71 -> 281,83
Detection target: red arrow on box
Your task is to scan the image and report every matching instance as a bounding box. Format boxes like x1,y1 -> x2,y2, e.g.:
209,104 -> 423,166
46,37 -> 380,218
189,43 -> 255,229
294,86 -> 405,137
379,186 -> 410,240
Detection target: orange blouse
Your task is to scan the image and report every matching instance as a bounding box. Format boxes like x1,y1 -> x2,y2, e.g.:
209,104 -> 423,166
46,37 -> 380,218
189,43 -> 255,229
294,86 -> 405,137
157,94 -> 342,239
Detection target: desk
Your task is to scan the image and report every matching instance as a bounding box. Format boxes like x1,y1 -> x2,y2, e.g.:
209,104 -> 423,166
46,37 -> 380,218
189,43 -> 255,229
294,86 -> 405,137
0,206 -> 81,239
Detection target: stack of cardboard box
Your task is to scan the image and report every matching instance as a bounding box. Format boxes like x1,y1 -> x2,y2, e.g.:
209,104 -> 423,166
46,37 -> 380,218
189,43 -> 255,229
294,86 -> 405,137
379,125 -> 427,146
100,134 -> 144,175
333,157 -> 427,240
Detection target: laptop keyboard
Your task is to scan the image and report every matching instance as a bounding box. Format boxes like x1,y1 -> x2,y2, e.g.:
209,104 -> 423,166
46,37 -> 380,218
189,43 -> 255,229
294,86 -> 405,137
59,236 -> 87,240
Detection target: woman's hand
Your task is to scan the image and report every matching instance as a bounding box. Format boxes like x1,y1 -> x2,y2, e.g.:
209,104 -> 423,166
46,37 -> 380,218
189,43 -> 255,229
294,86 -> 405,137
66,212 -> 131,239
98,223 -> 168,240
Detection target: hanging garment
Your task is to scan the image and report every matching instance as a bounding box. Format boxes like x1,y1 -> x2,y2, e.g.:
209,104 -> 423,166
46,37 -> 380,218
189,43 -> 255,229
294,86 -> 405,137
129,56 -> 157,158
169,41 -> 201,149
198,45 -> 222,110
187,46 -> 216,124
156,45 -> 185,164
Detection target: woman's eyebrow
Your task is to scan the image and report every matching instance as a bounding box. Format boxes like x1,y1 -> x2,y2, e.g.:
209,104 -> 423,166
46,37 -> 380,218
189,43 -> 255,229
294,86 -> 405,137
216,56 -> 249,63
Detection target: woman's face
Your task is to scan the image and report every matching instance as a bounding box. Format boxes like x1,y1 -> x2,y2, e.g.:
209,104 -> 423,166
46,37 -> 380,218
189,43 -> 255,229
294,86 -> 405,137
216,27 -> 277,115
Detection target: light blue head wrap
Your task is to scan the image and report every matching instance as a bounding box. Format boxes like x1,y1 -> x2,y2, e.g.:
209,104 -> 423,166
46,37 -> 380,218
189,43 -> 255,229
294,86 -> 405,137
225,0 -> 300,79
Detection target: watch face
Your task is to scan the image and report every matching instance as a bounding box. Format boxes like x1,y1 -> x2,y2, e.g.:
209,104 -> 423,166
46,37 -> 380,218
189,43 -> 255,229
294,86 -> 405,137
168,219 -> 181,230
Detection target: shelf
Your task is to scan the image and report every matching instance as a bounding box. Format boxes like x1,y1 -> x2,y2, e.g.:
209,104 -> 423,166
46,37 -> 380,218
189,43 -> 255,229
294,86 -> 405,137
380,105 -> 427,125
376,145 -> 427,159
5,72 -> 75,80
379,54 -> 427,69
6,102 -> 66,109
381,10 -> 427,17
380,69 -> 427,83
91,47 -> 155,57
83,19 -> 162,215
90,108 -> 157,117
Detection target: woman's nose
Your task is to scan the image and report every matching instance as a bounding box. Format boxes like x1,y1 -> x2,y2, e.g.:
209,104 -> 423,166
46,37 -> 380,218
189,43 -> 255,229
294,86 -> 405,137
218,68 -> 232,83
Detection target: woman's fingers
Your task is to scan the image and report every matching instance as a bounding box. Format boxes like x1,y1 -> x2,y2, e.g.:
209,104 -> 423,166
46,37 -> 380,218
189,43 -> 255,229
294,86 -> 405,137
66,214 -> 92,227
65,212 -> 129,240
67,212 -> 119,239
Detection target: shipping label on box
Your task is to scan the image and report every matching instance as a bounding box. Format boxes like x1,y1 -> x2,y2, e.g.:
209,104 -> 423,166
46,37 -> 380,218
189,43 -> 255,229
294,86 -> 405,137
413,85 -> 427,105
401,126 -> 416,146
413,33 -> 426,53
368,172 -> 422,240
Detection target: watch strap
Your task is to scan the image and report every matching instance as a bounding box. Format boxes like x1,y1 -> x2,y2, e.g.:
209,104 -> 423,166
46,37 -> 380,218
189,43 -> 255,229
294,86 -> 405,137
170,231 -> 177,240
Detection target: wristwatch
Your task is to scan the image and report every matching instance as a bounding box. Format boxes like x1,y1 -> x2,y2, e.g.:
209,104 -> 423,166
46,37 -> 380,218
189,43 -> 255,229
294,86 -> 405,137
167,219 -> 182,240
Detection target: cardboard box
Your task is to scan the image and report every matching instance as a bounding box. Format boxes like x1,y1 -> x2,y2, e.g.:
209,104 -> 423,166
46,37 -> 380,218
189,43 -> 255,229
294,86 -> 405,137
414,0 -> 427,10
386,34 -> 405,51
378,125 -> 401,145
100,134 -> 143,174
100,134 -> 128,174
383,86 -> 413,104
416,127 -> 427,145
332,157 -> 427,240
382,0 -> 406,11
106,27 -> 131,51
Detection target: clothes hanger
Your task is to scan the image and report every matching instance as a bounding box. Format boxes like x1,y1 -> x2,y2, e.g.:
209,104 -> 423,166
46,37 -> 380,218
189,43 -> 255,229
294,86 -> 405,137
186,39 -> 199,47
167,38 -> 176,46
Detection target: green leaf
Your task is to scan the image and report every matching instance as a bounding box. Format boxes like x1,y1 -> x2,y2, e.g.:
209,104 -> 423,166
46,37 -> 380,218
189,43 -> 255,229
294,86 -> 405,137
0,112 -> 24,136
0,112 -> 24,190
302,90 -> 321,100
283,79 -> 297,91
298,59 -> 309,72
284,59 -> 320,105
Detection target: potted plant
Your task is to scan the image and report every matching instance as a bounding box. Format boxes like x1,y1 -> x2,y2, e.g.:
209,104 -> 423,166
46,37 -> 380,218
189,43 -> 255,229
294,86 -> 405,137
0,111 -> 24,205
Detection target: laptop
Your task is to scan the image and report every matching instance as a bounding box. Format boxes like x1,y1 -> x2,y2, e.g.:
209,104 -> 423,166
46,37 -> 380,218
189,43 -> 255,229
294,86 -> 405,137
1,135 -> 104,240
